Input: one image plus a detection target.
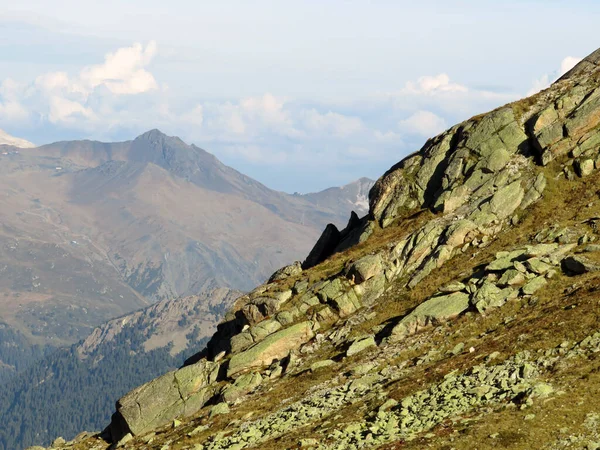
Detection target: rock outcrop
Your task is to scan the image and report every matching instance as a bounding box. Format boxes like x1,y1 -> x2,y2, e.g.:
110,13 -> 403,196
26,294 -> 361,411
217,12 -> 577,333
67,47 -> 600,449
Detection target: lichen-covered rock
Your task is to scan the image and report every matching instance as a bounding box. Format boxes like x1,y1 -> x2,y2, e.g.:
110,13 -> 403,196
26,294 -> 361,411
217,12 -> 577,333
268,261 -> 302,282
369,106 -> 528,229
346,336 -> 376,357
346,254 -> 383,284
391,292 -> 470,336
472,281 -> 511,313
221,372 -> 263,403
575,159 -> 595,177
112,359 -> 219,438
227,321 -> 315,377
310,360 -> 335,371
209,402 -> 230,418
249,318 -> 282,342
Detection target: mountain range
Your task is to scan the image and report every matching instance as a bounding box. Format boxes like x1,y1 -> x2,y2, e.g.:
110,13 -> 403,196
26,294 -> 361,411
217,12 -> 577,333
26,46 -> 600,450
0,129 -> 372,359
0,128 -> 373,449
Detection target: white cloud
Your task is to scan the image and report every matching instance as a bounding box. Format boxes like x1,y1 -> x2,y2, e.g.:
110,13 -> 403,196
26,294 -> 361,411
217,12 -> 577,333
300,109 -> 364,137
399,110 -> 447,137
386,73 -> 517,121
560,56 -> 582,76
0,79 -> 30,123
527,55 -> 582,96
0,41 -> 159,128
0,40 -> 521,186
48,96 -> 95,124
402,74 -> 468,95
240,93 -> 290,127
80,41 -> 158,95
374,130 -> 401,142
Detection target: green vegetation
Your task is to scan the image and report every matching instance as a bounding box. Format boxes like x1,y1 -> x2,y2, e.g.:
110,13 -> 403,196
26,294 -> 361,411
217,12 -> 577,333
0,320 -> 209,450
0,322 -> 47,384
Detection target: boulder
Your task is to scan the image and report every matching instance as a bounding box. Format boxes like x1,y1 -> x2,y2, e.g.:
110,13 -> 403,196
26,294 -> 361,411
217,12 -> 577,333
221,372 -> 263,403
331,291 -> 362,317
209,403 -> 230,418
498,269 -> 526,286
316,278 -> 346,302
112,359 -> 219,438
347,336 -> 376,357
227,321 -> 315,377
575,159 -> 595,177
439,281 -> 467,293
471,282 -> 504,313
249,318 -> 282,342
391,292 -> 470,336
346,254 -> 384,284
310,359 -> 335,371
488,181 -> 524,219
561,255 -> 600,274
525,258 -> 553,274
268,261 -> 302,282
522,276 -> 547,295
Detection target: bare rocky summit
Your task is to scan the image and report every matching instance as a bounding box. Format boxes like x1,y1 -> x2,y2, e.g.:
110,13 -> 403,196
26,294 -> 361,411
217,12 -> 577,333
34,48 -> 600,450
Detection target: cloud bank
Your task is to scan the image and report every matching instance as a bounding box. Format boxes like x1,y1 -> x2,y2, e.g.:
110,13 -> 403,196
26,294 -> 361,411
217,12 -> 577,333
0,41 -> 532,191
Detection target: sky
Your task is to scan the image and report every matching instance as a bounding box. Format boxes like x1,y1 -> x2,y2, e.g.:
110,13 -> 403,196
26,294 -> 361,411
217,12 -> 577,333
0,1 -> 598,193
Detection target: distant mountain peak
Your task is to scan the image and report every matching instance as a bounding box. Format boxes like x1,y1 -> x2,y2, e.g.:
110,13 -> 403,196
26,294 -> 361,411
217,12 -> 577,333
134,129 -> 185,146
0,129 -> 35,148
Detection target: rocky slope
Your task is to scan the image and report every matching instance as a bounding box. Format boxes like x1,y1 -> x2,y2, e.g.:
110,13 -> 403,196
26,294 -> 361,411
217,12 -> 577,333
36,48 -> 600,450
0,130 -> 371,352
77,287 -> 242,359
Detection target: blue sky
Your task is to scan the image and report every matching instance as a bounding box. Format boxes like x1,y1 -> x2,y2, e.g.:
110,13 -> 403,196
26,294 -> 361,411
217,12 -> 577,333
0,1 -> 598,192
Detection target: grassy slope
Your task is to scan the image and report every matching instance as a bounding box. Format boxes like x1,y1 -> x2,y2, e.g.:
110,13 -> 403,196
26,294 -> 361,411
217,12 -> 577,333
65,135 -> 600,449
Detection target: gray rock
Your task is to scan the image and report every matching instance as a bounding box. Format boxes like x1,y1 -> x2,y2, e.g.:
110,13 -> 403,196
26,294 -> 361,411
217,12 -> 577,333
268,261 -> 302,282
347,336 -> 376,357
249,319 -> 282,342
575,158 -> 595,177
310,360 -> 335,371
299,438 -> 319,447
50,437 -> 66,448
525,258 -> 553,274
112,359 -> 219,438
221,372 -> 262,403
116,433 -> 133,447
392,292 -> 470,336
522,276 -> 547,295
439,281 -> 467,293
209,402 -> 230,418
498,269 -> 526,286
489,181 -> 524,219
228,321 -> 315,377
346,254 -> 383,284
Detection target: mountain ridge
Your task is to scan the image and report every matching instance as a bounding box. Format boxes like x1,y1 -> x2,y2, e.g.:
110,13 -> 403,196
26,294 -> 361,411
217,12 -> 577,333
0,130 -> 373,353
32,46 -> 600,450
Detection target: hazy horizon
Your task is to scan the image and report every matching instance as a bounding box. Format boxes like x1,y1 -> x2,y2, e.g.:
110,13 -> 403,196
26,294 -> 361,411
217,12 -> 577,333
1,0 -> 598,192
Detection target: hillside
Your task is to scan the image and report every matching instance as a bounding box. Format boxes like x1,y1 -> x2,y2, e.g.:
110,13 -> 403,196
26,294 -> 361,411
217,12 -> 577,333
0,130 -> 372,355
26,49 -> 600,450
0,288 -> 241,450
